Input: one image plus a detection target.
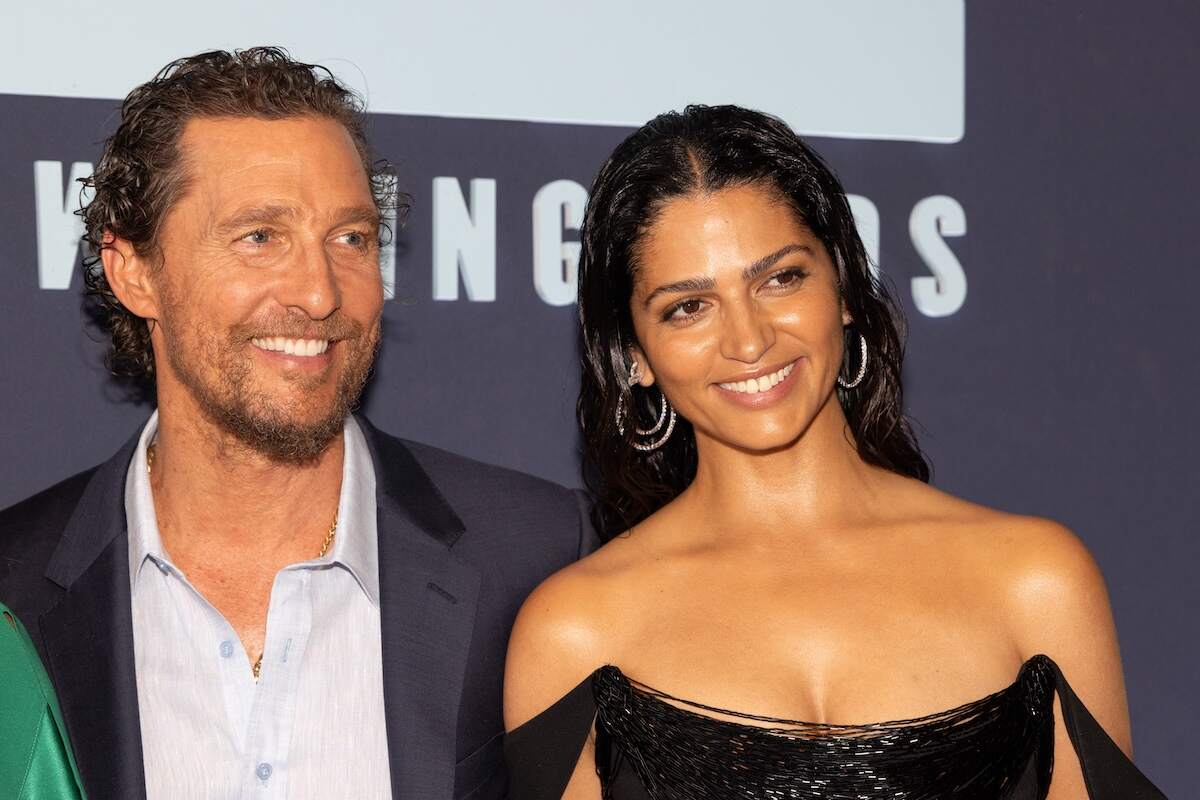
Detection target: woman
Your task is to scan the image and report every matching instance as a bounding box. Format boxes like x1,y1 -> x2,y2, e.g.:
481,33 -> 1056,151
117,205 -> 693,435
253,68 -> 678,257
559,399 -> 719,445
503,106 -> 1164,799
0,601 -> 85,799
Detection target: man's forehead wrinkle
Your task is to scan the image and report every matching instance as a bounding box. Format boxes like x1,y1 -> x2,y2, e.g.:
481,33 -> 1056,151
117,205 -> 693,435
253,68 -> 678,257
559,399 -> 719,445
221,156 -> 312,178
197,163 -> 375,217
183,127 -> 333,183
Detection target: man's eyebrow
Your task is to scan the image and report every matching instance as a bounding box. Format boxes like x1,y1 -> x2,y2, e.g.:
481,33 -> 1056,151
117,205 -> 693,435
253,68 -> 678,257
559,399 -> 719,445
641,243 -> 815,309
215,205 -> 381,237
741,243 -> 815,282
216,205 -> 298,234
333,206 -> 382,228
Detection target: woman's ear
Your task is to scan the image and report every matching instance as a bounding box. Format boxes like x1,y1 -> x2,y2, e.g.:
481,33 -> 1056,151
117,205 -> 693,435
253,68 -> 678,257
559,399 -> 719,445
100,233 -> 161,321
626,345 -> 656,387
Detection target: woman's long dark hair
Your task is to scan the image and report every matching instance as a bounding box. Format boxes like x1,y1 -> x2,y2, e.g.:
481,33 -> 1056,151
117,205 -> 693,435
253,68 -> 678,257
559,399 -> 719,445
577,105 -> 929,541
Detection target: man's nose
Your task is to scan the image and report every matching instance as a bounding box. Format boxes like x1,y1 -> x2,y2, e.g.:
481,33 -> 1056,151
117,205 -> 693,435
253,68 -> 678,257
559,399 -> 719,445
279,239 -> 340,320
719,301 -> 775,364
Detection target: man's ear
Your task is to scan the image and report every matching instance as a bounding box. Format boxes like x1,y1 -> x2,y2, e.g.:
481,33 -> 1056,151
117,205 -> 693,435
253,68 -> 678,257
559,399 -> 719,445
627,344 -> 656,387
100,233 -> 160,320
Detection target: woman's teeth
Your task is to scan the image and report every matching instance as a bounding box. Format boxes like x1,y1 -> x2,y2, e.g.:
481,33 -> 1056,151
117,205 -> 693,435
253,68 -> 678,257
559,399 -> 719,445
251,337 -> 330,357
718,362 -> 794,394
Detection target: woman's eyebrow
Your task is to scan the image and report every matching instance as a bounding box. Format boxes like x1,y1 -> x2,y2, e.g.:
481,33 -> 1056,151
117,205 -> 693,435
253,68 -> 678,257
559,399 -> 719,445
741,243 -> 814,281
643,275 -> 717,308
642,243 -> 814,309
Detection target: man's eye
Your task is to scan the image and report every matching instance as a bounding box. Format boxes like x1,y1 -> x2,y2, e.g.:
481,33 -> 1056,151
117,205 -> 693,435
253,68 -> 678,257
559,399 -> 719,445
335,230 -> 377,251
241,229 -> 271,245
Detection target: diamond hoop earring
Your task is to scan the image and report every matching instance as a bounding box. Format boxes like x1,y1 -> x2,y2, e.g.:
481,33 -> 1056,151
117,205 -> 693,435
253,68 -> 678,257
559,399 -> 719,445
837,332 -> 868,389
617,390 -> 676,451
617,360 -> 663,434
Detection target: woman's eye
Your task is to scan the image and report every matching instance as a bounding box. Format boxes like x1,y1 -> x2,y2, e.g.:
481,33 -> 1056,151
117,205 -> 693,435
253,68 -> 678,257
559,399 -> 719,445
664,299 -> 705,321
765,268 -> 807,288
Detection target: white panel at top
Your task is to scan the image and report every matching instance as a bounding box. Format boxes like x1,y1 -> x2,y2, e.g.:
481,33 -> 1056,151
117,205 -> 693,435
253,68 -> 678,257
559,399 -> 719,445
0,0 -> 963,143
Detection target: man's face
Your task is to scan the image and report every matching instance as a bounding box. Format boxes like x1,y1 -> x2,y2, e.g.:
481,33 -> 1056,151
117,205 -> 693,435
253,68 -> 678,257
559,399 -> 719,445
150,115 -> 384,461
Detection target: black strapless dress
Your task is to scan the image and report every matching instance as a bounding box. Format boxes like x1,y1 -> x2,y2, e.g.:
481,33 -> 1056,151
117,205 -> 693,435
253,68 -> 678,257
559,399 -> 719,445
505,655 -> 1166,799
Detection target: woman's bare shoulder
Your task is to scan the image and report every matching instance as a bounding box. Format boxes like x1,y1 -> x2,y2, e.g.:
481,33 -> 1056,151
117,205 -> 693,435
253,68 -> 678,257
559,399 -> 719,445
975,511 -> 1113,649
897,479 -> 1110,633
931,487 -> 1096,576
891,477 -> 1082,545
503,527 -> 658,730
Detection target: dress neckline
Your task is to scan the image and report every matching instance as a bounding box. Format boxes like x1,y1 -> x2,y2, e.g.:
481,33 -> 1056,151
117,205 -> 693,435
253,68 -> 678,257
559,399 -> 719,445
595,653 -> 1053,733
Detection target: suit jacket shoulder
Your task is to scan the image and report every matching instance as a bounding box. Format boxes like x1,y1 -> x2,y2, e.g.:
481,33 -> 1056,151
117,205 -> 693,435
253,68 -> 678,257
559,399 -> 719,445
0,468 -> 98,619
400,437 -> 594,563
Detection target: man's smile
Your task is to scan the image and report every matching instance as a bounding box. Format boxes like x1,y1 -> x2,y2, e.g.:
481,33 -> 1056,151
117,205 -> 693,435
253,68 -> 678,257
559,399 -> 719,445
250,337 -> 331,357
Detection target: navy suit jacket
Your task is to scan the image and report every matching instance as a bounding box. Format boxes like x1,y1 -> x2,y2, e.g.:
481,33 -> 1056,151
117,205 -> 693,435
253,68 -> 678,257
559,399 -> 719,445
0,415 -> 597,799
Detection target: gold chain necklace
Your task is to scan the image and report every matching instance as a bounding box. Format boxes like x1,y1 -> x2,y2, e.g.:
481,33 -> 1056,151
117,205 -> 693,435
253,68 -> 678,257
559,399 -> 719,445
146,443 -> 338,681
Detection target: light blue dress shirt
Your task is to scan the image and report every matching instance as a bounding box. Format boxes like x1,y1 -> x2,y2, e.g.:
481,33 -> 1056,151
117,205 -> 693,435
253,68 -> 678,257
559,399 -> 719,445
125,413 -> 392,798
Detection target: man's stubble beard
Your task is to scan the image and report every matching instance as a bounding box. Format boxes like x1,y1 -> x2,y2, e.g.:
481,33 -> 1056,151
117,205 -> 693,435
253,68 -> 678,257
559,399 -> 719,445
158,296 -> 381,464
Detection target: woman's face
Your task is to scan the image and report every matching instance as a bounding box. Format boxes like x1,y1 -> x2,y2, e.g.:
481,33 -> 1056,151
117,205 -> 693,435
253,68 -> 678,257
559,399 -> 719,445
628,183 -> 849,453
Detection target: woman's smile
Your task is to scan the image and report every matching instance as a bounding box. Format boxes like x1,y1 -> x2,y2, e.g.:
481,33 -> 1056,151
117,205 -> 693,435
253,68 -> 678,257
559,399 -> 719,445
713,357 -> 803,408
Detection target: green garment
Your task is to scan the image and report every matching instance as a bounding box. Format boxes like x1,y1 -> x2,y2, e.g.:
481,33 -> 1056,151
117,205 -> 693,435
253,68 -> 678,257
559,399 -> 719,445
0,601 -> 85,800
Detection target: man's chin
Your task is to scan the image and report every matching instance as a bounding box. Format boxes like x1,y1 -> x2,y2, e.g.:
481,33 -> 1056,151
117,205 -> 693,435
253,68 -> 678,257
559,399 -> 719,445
167,327 -> 377,464
203,401 -> 350,464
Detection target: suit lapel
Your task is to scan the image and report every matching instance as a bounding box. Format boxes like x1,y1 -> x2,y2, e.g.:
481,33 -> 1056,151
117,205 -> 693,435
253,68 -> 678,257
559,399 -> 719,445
361,418 -> 482,799
40,538 -> 145,800
40,432 -> 146,800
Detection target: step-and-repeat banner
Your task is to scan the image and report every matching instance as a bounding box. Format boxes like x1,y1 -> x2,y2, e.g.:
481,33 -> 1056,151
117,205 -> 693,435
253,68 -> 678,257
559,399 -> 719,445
0,2 -> 1193,792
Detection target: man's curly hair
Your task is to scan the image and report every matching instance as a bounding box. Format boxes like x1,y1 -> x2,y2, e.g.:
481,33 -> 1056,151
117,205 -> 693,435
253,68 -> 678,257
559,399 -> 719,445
80,47 -> 403,387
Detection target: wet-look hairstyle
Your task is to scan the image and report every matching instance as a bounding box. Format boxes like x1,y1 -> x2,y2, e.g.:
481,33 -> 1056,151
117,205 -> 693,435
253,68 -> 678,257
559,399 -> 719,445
79,46 -> 403,388
577,104 -> 929,540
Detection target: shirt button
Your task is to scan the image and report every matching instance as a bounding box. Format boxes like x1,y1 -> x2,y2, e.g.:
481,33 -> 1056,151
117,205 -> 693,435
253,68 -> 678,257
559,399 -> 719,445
256,762 -> 273,781
219,640 -> 234,658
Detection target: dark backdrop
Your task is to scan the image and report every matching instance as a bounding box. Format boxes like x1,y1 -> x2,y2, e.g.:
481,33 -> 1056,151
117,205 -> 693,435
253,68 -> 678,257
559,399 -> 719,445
0,3 -> 1194,794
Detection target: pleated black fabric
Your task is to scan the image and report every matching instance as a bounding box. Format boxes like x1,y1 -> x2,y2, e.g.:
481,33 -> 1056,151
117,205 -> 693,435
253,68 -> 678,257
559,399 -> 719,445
505,655 -> 1166,800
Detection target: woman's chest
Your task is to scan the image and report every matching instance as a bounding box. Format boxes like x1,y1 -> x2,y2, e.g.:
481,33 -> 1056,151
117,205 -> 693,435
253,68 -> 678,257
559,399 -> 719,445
611,574 -> 1023,725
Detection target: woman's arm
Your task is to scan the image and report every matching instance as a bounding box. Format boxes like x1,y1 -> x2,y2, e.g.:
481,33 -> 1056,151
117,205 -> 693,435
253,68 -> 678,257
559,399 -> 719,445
1000,517 -> 1132,799
505,568 -> 609,799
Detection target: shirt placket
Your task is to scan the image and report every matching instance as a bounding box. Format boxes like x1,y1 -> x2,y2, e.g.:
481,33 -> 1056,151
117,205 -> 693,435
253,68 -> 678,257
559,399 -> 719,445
213,599 -> 256,748
240,566 -> 314,798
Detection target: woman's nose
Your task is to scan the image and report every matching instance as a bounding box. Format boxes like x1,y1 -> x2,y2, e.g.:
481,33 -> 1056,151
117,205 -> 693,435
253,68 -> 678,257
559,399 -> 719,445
719,302 -> 775,364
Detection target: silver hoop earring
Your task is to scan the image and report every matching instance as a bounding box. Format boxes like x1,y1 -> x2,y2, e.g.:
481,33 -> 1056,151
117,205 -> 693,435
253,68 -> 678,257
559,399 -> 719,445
837,332 -> 868,389
615,389 -> 677,451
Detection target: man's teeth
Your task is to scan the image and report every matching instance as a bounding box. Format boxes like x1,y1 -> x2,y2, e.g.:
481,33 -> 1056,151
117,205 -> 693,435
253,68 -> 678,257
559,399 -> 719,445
718,362 -> 794,394
251,337 -> 331,356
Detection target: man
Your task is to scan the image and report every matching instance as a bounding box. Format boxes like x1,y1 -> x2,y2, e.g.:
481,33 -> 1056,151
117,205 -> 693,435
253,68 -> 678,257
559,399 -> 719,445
0,48 -> 593,799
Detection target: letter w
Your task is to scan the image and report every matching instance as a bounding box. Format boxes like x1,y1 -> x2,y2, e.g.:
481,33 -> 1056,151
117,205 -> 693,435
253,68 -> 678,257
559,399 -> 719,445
34,160 -> 94,290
